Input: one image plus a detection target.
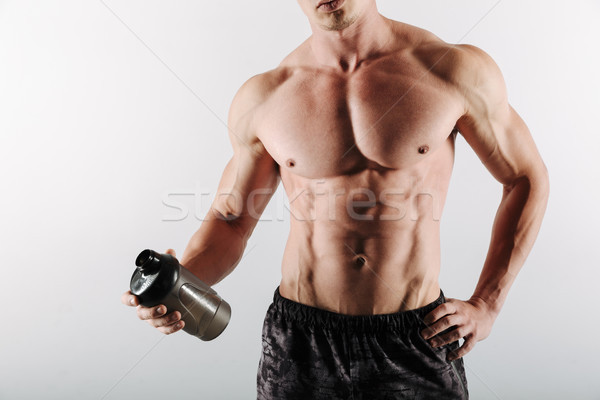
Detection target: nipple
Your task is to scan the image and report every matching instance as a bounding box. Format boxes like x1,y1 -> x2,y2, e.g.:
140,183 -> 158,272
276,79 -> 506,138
286,159 -> 296,168
418,145 -> 429,155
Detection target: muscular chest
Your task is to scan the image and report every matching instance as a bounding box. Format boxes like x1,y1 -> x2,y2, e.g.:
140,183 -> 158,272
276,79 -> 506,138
257,60 -> 464,178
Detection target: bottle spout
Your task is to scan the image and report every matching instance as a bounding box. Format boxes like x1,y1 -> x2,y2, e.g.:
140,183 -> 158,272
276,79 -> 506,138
135,249 -> 161,274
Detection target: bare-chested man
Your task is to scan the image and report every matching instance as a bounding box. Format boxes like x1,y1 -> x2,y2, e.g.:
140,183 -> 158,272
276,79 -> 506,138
122,1 -> 549,398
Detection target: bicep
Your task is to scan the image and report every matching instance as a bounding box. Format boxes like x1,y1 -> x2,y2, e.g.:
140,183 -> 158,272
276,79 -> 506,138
212,146 -> 280,222
211,75 -> 280,224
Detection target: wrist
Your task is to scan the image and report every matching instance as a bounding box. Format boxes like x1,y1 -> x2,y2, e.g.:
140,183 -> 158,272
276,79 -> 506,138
469,295 -> 501,319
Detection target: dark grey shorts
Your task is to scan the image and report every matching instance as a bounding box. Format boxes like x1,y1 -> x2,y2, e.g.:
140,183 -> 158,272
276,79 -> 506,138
257,287 -> 468,400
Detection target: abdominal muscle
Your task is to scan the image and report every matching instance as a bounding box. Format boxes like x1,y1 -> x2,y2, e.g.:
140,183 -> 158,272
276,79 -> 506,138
278,168 -> 447,316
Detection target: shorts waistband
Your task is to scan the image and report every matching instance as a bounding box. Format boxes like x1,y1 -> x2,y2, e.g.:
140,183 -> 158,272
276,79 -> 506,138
270,287 -> 445,333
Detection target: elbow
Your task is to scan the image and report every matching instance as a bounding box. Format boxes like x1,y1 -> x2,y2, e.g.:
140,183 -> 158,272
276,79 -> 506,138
531,160 -> 550,201
540,162 -> 550,199
503,162 -> 549,197
211,207 -> 252,243
506,164 -> 550,207
210,193 -> 253,243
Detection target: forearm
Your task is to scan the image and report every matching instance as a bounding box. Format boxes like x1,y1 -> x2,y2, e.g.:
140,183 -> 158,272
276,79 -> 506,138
179,209 -> 252,286
471,172 -> 549,315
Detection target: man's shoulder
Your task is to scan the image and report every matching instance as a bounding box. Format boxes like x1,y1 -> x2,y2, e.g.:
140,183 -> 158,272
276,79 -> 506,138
228,67 -> 292,124
390,21 -> 506,113
409,32 -> 502,92
404,27 -> 507,118
427,42 -> 506,109
234,68 -> 290,106
364,19 -> 501,89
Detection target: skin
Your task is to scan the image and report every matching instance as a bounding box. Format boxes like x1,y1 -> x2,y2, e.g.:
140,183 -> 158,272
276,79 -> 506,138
122,0 -> 549,361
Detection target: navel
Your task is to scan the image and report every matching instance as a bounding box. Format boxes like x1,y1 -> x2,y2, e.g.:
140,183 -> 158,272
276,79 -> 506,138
418,145 -> 429,155
286,158 -> 296,168
353,254 -> 367,268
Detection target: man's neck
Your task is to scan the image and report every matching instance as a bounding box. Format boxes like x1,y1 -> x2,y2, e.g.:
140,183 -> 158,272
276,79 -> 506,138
308,8 -> 394,72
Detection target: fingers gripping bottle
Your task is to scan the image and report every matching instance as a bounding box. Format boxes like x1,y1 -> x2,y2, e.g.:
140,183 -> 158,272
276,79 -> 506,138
130,249 -> 231,341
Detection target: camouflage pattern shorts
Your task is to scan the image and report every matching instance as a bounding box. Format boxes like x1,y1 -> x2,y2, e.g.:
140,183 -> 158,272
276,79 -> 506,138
257,288 -> 468,399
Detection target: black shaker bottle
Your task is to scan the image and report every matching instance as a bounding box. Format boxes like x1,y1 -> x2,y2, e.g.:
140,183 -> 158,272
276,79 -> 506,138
130,249 -> 231,341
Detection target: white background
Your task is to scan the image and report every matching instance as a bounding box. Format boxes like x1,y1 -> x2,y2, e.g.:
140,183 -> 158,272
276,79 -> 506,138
1,1 -> 599,399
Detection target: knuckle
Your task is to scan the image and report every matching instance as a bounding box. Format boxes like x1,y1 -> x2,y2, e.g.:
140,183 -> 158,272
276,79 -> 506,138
153,306 -> 166,318
158,326 -> 170,335
453,313 -> 465,325
122,293 -> 134,306
437,334 -> 449,345
428,308 -> 442,322
453,323 -> 463,333
465,340 -> 475,351
160,315 -> 179,328
158,320 -> 183,335
426,327 -> 438,337
438,318 -> 451,331
452,330 -> 462,340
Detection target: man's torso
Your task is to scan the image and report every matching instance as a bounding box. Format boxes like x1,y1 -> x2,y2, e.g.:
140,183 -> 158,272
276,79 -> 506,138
250,21 -> 466,315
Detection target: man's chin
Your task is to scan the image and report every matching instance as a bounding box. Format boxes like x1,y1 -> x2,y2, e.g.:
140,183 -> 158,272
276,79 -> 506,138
319,13 -> 357,31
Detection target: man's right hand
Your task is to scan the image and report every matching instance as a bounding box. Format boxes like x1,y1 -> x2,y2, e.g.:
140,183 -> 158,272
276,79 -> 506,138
121,248 -> 185,335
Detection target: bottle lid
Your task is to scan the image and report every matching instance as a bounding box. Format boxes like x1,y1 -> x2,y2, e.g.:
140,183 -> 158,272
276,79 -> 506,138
130,249 -> 177,306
